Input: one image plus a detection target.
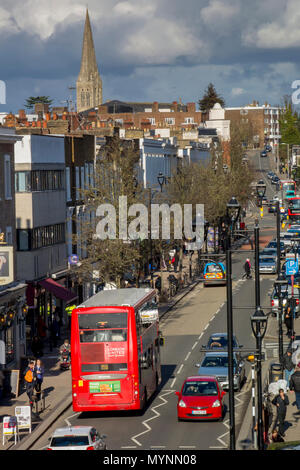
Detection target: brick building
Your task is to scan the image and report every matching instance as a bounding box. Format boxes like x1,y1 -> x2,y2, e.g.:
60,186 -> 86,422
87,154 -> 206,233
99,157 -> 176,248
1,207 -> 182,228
225,101 -> 282,148
96,100 -> 202,131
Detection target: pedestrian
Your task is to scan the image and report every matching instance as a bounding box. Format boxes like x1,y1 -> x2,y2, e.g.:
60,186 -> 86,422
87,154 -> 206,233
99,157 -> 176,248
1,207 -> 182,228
37,316 -> 47,342
281,347 -> 294,386
30,335 -> 44,358
34,359 -> 44,395
243,258 -> 252,279
173,252 -> 179,273
272,388 -> 289,437
284,307 -> 293,337
289,363 -> 300,415
24,360 -> 36,406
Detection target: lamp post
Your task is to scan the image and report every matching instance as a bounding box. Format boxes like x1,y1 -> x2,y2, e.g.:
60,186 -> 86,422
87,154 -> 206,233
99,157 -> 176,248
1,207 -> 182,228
157,172 -> 167,192
226,196 -> 241,248
274,276 -> 288,363
250,307 -> 268,450
254,218 -> 260,308
256,180 -> 266,209
276,200 -> 281,277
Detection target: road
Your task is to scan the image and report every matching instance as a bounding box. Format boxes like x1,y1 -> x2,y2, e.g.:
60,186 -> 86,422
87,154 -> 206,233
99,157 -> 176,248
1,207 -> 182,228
32,150 -> 279,451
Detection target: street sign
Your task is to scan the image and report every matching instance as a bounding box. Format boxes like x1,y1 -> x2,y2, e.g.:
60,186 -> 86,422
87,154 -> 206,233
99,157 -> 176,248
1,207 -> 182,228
286,259 -> 299,276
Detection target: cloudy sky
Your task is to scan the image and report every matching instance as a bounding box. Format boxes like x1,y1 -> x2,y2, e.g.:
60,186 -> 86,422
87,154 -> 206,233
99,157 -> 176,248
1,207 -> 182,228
1,0 -> 300,112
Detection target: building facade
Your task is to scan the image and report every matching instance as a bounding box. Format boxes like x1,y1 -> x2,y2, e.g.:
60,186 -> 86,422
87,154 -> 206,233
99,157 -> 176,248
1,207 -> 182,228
0,128 -> 27,373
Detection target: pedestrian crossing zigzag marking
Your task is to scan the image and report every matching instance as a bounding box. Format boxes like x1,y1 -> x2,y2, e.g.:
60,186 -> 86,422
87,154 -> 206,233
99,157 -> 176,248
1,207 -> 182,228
130,390 -> 174,447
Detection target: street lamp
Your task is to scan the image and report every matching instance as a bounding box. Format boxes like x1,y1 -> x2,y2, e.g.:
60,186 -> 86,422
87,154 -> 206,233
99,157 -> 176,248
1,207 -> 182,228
274,276 -> 288,362
256,180 -> 266,208
250,306 -> 268,450
157,172 -> 166,192
226,247 -> 235,450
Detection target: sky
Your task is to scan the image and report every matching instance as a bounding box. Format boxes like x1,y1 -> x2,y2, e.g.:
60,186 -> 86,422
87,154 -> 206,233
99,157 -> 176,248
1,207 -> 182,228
1,0 -> 300,113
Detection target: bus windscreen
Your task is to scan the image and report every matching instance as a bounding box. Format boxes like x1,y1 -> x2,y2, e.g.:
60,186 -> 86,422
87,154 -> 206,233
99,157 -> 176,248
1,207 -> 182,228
78,313 -> 128,372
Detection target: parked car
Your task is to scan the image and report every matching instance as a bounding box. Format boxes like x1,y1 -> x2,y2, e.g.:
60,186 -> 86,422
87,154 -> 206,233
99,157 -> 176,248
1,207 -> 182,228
265,145 -> 272,152
175,376 -> 226,421
259,255 -> 277,274
47,426 -> 107,450
260,150 -> 267,157
280,233 -> 296,247
267,171 -> 275,179
202,333 -> 243,351
196,351 -> 246,391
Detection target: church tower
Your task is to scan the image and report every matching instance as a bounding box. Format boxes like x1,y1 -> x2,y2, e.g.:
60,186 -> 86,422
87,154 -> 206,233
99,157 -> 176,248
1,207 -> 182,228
76,9 -> 103,112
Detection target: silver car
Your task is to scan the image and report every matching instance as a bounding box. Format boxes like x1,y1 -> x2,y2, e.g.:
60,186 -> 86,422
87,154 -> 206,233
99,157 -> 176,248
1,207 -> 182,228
47,426 -> 107,450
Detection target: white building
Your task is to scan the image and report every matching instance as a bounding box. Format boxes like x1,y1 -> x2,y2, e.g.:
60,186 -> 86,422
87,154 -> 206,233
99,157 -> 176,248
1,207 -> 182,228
205,103 -> 230,141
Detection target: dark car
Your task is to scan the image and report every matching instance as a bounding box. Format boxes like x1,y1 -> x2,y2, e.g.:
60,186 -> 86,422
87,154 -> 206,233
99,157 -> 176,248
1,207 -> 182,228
260,150 -> 267,157
267,240 -> 285,257
265,145 -> 272,152
271,176 -> 280,185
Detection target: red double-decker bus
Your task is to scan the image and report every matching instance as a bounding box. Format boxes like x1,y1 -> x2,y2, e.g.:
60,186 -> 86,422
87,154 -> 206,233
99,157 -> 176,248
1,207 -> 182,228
288,196 -> 300,222
71,288 -> 163,412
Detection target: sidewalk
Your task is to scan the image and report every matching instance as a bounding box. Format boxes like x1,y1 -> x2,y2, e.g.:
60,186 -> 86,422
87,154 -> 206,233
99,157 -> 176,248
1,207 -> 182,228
237,311 -> 300,449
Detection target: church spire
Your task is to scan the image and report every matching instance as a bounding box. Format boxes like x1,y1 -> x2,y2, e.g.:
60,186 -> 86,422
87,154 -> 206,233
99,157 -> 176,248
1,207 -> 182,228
78,8 -> 99,80
76,8 -> 103,112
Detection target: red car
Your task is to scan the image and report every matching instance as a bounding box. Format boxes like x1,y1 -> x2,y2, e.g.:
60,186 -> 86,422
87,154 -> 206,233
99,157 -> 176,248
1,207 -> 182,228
175,376 -> 226,421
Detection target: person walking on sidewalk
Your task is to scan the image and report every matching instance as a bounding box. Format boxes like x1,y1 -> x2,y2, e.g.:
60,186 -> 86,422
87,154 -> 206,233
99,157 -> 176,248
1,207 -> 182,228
284,307 -> 294,338
281,347 -> 294,387
24,360 -> 36,407
272,388 -> 289,437
34,359 -> 44,394
289,363 -> 300,415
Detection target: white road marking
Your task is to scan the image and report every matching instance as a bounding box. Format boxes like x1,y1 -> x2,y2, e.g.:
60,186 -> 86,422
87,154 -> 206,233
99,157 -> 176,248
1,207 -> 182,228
179,446 -> 196,449
184,351 -> 191,361
198,333 -> 203,340
121,446 -> 137,449
191,341 -> 198,350
177,364 -> 184,375
170,378 -> 176,388
64,412 -> 80,426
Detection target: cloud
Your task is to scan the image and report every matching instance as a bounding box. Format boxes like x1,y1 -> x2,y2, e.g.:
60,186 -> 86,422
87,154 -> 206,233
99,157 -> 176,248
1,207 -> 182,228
0,0 -> 300,112
231,87 -> 245,96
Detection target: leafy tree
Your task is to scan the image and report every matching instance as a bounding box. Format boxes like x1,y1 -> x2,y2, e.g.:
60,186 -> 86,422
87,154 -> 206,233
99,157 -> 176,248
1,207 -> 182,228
198,83 -> 225,112
75,134 -> 145,288
24,96 -> 53,110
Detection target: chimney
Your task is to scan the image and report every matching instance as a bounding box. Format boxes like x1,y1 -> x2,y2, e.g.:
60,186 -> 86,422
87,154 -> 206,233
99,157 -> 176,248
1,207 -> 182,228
18,109 -> 26,120
187,102 -> 196,113
153,101 -> 159,112
173,101 -> 178,112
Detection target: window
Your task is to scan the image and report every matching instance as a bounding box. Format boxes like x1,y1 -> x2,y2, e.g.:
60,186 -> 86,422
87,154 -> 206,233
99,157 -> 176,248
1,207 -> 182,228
5,325 -> 15,364
17,223 -> 65,251
15,170 -> 64,192
6,226 -> 12,245
15,171 -> 31,192
184,117 -> 194,124
4,155 -> 12,199
75,167 -> 80,201
66,167 -> 71,201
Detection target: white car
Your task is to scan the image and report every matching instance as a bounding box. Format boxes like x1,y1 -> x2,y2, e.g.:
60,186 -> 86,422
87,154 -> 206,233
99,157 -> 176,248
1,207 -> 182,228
47,426 -> 107,450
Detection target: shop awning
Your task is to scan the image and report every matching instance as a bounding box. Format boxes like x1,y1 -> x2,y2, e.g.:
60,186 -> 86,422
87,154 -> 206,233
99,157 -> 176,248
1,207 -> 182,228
39,278 -> 77,304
